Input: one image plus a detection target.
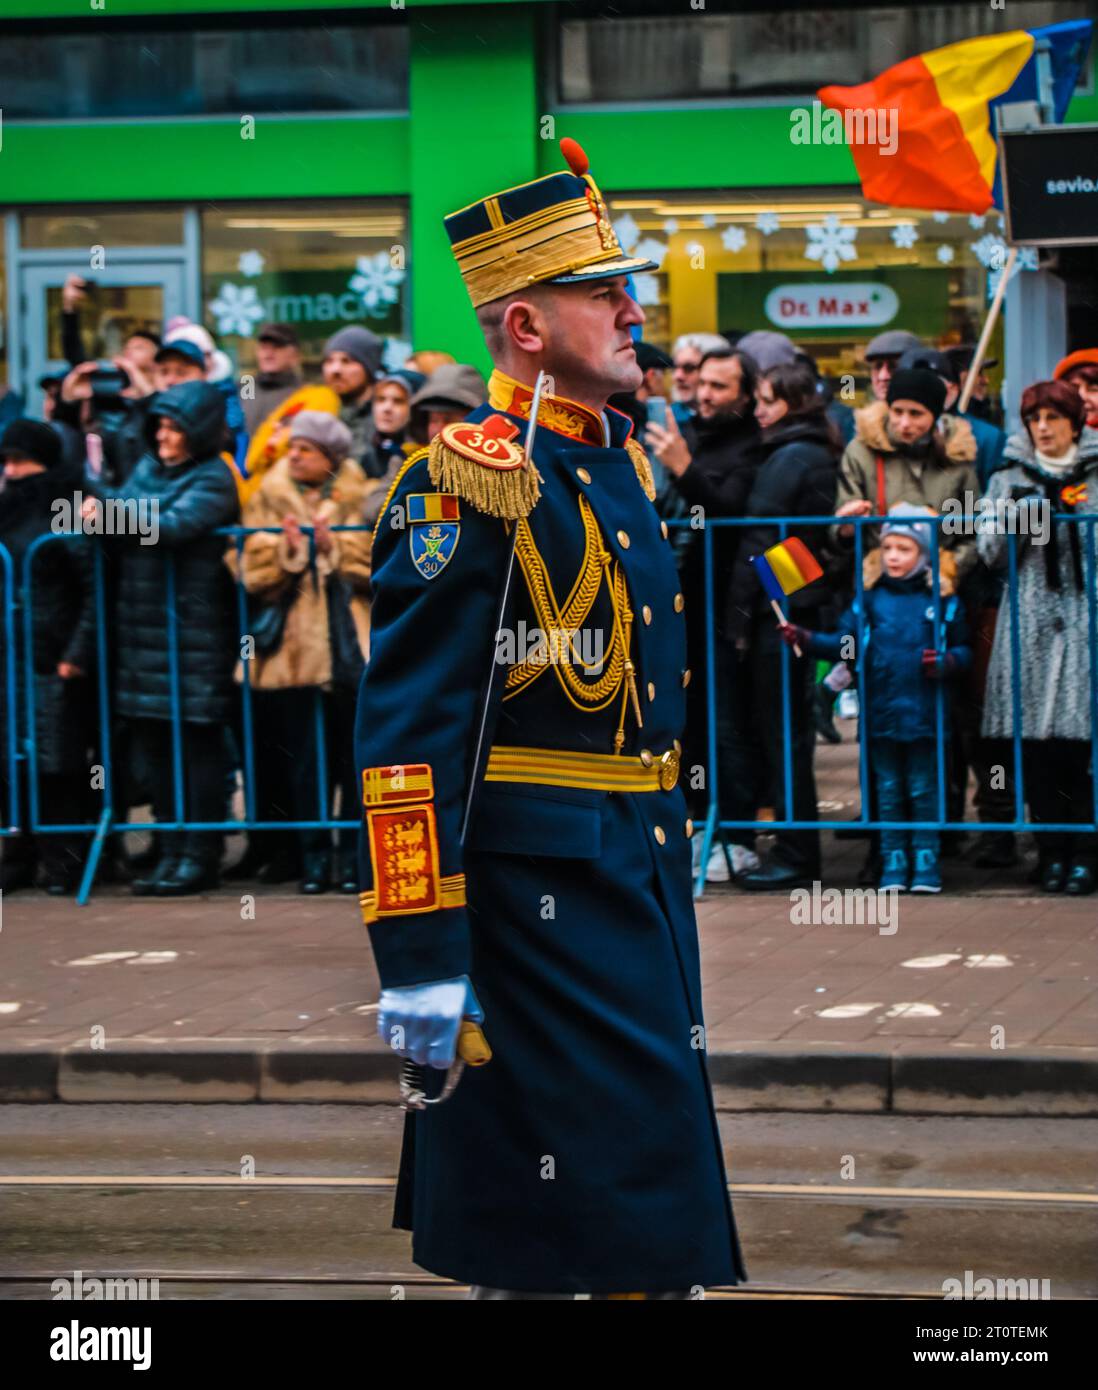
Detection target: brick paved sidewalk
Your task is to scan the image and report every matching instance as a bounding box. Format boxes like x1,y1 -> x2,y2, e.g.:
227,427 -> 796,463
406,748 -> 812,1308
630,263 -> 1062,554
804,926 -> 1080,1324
0,875 -> 1094,1112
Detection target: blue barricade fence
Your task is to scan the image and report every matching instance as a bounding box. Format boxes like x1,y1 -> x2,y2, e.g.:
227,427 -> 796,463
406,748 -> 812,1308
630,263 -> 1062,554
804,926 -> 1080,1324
0,514 -> 1096,903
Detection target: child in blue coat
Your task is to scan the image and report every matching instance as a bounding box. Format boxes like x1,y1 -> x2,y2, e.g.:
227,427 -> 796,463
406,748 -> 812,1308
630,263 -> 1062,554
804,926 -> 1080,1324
781,506 -> 971,892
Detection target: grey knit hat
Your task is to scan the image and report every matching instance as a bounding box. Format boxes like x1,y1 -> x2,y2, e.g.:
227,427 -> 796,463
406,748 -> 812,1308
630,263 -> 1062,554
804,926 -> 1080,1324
880,503 -> 935,554
410,363 -> 488,412
287,410 -> 353,464
322,326 -> 383,379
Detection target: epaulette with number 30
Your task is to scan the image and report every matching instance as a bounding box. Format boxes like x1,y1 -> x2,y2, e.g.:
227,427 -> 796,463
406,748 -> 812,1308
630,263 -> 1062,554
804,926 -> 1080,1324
428,414 -> 542,520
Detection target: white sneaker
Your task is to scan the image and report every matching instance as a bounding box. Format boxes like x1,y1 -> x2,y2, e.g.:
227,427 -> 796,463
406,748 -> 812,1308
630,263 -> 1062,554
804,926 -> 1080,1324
729,845 -> 761,877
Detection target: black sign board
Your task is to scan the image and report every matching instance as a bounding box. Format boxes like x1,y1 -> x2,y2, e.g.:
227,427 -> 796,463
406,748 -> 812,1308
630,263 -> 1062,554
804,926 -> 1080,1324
1000,124 -> 1098,246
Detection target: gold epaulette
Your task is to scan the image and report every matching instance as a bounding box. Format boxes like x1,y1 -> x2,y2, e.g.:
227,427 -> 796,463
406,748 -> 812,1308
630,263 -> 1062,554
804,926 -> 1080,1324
626,438 -> 657,502
428,415 -> 542,520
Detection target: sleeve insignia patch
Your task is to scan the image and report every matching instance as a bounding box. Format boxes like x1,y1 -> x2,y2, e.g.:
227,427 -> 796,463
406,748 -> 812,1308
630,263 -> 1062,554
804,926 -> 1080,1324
362,762 -> 435,809
366,803 -> 442,917
408,512 -> 460,580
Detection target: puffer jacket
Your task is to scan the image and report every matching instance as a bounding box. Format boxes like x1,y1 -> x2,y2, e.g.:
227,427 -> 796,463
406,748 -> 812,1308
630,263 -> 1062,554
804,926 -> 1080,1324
227,454 -> 378,690
804,549 -> 972,742
93,380 -> 240,723
834,400 -> 981,593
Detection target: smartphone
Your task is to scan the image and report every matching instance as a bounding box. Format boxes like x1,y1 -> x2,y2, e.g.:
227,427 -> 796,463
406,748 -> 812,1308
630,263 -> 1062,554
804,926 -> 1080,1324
85,433 -> 103,478
646,395 -> 668,430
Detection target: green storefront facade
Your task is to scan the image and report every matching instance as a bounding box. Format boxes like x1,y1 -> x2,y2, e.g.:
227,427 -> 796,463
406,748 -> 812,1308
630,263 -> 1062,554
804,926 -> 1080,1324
0,0 -> 1095,403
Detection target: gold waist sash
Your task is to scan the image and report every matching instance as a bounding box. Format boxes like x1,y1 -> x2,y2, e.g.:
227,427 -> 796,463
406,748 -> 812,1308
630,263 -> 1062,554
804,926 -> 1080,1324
484,744 -> 680,793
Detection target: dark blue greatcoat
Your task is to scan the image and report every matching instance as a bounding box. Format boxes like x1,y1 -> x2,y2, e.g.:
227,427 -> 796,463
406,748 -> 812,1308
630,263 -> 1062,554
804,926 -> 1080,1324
355,388 -> 746,1294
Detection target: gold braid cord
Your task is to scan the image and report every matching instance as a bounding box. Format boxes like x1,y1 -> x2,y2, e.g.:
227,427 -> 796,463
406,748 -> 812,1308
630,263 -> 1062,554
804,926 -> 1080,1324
504,496 -> 643,751
626,438 -> 657,502
427,436 -> 542,520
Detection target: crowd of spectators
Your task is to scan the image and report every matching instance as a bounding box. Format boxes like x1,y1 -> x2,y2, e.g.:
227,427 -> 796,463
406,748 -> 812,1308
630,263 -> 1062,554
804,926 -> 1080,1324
0,273 -> 1096,898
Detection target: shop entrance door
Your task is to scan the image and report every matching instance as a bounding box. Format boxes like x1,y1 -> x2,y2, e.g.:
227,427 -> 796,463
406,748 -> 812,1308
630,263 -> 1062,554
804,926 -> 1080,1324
20,259 -> 187,411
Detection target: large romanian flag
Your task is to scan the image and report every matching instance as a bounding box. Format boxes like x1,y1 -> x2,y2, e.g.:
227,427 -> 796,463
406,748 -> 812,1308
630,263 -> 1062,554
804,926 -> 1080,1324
818,20 -> 1092,214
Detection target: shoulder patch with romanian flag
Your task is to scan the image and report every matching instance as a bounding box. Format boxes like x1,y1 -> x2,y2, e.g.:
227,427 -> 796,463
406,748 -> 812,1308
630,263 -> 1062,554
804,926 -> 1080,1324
407,493 -> 460,580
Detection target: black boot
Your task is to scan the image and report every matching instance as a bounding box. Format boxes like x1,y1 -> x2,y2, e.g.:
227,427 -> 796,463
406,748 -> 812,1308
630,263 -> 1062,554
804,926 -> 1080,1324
0,856 -> 36,893
132,855 -> 182,895
335,846 -> 358,894
969,832 -> 1018,868
1065,859 -> 1096,896
300,851 -> 331,895
154,854 -> 220,896
1040,859 -> 1068,893
813,683 -> 841,744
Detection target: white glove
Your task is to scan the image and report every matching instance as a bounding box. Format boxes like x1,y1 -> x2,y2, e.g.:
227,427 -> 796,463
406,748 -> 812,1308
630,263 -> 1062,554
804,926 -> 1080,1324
377,974 -> 484,1069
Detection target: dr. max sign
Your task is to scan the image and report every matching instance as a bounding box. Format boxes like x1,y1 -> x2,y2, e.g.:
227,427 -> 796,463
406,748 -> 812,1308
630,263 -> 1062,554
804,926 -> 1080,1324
765,282 -> 899,330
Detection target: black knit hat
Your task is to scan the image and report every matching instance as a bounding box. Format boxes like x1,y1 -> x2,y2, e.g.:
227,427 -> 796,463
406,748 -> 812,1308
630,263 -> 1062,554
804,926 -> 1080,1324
0,418 -> 62,470
886,367 -> 947,419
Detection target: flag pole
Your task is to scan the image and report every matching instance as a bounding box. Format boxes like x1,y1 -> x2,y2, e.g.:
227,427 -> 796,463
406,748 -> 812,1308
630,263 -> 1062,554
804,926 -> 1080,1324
958,244 -> 1017,414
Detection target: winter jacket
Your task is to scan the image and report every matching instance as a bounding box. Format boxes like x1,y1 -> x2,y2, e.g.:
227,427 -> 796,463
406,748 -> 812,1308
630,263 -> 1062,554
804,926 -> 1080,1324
726,411 -> 839,642
978,425 -> 1098,741
240,385 -> 343,507
240,368 -> 303,436
0,460 -> 96,776
835,400 -> 981,593
670,409 -> 761,637
804,549 -> 971,743
228,455 -> 378,690
340,398 -> 382,477
91,381 -> 241,724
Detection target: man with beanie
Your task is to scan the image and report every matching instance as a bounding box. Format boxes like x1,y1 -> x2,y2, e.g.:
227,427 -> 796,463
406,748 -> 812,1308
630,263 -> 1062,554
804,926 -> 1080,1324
321,326 -> 384,473
835,366 -> 980,590
781,503 -> 971,893
898,346 -> 1005,490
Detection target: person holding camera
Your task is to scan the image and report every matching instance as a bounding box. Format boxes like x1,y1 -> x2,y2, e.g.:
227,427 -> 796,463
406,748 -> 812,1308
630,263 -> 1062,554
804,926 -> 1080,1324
978,380 -> 1098,896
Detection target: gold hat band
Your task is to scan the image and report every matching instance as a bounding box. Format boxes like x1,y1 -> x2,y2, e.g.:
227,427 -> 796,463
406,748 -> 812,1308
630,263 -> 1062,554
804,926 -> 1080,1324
459,226 -> 631,308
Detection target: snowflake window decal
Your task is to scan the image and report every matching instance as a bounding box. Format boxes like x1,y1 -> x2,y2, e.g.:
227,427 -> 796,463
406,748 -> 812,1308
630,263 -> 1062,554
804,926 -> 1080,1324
721,225 -> 747,253
936,244 -> 955,265
632,237 -> 668,270
612,213 -> 641,253
755,212 -> 781,236
208,283 -> 265,337
891,222 -> 918,250
349,253 -> 406,316
237,250 -> 265,278
804,214 -> 858,274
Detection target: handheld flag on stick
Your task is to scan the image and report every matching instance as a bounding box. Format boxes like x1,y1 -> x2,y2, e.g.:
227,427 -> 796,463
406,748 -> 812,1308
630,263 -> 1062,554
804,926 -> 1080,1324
752,538 -> 823,657
818,19 -> 1092,214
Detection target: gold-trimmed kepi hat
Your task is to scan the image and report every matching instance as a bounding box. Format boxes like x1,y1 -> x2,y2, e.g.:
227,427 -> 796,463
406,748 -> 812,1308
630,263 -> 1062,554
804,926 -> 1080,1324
444,138 -> 657,309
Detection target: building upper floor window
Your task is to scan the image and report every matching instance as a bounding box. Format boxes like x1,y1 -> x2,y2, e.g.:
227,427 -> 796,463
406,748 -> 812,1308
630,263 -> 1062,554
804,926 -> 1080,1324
557,1 -> 1093,105
0,15 -> 408,120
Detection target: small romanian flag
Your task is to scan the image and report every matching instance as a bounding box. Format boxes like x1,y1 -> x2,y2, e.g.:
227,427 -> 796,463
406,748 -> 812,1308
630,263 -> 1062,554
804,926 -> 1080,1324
752,538 -> 823,605
406,493 -> 460,523
818,19 -> 1092,214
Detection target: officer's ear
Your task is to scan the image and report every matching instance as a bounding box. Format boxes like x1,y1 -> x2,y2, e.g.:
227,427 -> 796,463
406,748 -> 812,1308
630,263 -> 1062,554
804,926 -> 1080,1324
501,294 -> 550,357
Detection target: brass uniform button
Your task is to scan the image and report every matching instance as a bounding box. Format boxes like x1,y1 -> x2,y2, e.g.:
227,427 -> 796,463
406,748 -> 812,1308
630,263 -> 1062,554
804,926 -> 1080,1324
659,749 -> 680,791
617,529 -> 630,549
685,819 -> 694,839
639,749 -> 654,766
654,825 -> 666,846
660,521 -> 669,540
576,467 -> 592,484
682,669 -> 692,688
674,592 -> 685,613
642,604 -> 652,626
647,681 -> 656,701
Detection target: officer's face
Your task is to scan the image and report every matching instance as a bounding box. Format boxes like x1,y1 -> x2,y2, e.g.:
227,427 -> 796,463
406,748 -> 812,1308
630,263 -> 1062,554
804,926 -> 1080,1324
542,278 -> 644,398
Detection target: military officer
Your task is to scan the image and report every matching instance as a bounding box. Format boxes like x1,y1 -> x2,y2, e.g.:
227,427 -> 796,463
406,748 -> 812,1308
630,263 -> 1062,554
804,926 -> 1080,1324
356,139 -> 747,1297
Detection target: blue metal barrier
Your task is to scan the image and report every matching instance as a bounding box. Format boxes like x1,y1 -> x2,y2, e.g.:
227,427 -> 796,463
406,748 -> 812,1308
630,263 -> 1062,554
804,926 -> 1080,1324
684,513 -> 1098,897
2,516 -> 1097,902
